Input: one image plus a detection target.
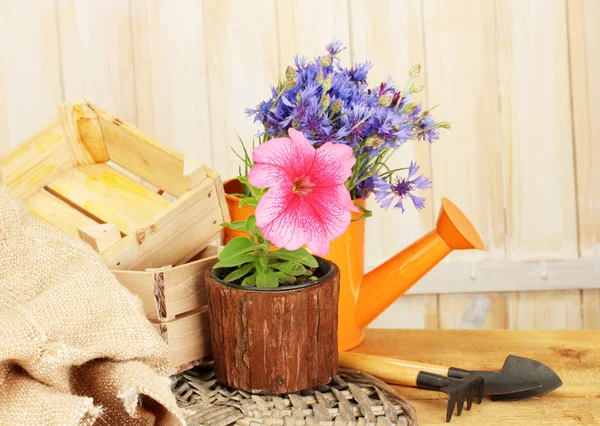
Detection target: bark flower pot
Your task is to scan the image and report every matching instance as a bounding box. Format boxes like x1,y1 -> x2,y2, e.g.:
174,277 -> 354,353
205,257 -> 340,394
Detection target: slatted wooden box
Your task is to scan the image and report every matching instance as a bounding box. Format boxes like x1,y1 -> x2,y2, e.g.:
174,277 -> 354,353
113,245 -> 219,373
1,99 -> 229,371
0,99 -> 228,270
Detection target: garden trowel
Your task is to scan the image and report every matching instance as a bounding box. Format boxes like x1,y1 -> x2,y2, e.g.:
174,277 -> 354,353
489,355 -> 563,401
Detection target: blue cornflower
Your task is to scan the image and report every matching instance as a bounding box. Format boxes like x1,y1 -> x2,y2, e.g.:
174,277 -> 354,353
417,114 -> 440,144
373,162 -> 432,212
349,62 -> 372,84
326,38 -> 345,56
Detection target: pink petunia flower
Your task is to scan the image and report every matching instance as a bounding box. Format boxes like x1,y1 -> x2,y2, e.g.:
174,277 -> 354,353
248,128 -> 358,256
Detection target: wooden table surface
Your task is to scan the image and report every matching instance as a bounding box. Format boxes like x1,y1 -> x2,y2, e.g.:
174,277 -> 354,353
352,330 -> 600,425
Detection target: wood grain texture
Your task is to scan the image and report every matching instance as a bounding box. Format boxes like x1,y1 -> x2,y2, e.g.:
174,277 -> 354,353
495,0 -> 578,260
130,0 -> 212,165
351,0 -> 437,269
423,0 -> 505,262
0,1 -> 63,148
46,163 -> 170,235
56,0 -> 137,125
439,293 -> 507,329
152,308 -> 211,374
206,266 -> 340,394
94,105 -> 207,198
24,190 -> 97,236
202,0 -> 280,178
567,0 -> 600,334
507,290 -> 583,330
0,121 -> 73,200
357,329 -> 600,425
58,100 -> 108,165
369,294 -> 439,329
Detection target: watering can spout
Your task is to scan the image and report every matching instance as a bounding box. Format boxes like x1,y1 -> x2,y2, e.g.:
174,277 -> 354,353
354,198 -> 483,330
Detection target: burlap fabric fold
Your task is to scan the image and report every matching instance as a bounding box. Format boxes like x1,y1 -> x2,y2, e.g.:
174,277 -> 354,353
0,186 -> 185,426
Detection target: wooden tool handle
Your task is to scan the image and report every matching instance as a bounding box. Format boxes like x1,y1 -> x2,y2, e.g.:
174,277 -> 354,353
338,352 -> 450,387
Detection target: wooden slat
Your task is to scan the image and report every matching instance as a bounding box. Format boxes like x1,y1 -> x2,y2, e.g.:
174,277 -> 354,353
567,0 -> 600,330
45,163 -> 170,235
350,0 -> 436,268
406,258 -> 600,294
24,190 -> 98,237
58,100 -> 108,165
568,0 -> 600,258
112,246 -> 218,322
0,1 -> 62,148
495,0 -> 578,260
56,0 -> 137,125
152,308 -> 211,373
276,0 -> 352,69
582,289 -> 600,329
507,290 -> 583,329
0,121 -> 74,200
369,295 -> 439,329
94,106 -> 207,198
102,176 -> 224,270
438,293 -> 507,329
130,0 -> 213,167
422,0 -> 505,262
202,0 -> 280,179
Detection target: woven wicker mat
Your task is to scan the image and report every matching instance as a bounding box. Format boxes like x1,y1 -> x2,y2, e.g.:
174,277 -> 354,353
172,361 -> 418,426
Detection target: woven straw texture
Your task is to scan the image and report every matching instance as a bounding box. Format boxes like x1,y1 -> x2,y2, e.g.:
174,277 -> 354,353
173,362 -> 418,426
0,186 -> 185,425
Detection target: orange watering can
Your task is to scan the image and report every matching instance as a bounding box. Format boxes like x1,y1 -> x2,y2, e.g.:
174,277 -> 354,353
224,179 -> 484,351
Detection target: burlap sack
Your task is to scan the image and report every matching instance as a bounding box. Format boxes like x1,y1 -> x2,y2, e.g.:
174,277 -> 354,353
0,186 -> 185,426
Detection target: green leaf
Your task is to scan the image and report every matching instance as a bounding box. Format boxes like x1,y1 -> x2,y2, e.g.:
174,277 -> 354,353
241,273 -> 257,287
215,237 -> 259,267
275,271 -> 295,284
352,202 -> 373,222
214,254 -> 258,269
257,269 -> 279,288
271,261 -> 312,276
270,248 -> 318,268
239,197 -> 258,208
245,215 -> 257,232
220,221 -> 247,231
224,262 -> 256,282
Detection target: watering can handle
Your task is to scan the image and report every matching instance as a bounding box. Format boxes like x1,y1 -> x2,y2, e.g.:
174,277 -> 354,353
338,352 -> 451,387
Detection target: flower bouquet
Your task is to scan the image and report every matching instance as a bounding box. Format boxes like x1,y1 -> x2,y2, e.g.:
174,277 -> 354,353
214,39 -> 479,357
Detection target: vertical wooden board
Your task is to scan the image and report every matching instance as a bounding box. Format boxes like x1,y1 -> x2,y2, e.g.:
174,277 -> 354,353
203,0 -> 280,179
582,290 -> 600,329
568,0 -> 600,258
56,0 -> 137,125
438,293 -> 508,329
276,0 -> 352,70
0,1 -> 63,148
350,0 -> 435,269
0,54 -> 8,154
130,0 -> 212,165
495,0 -> 578,260
422,0 -> 505,262
368,295 -> 438,329
568,0 -> 600,329
507,290 -> 582,330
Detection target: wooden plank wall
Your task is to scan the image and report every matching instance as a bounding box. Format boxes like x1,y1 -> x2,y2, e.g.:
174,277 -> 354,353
0,0 -> 598,330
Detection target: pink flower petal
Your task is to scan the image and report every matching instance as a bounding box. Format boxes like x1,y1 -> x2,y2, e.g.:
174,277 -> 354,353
310,142 -> 356,186
251,134 -> 315,181
255,187 -> 305,250
248,163 -> 293,189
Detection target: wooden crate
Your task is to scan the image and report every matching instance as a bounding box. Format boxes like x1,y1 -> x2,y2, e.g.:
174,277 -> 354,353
0,99 -> 229,270
114,246 -> 218,373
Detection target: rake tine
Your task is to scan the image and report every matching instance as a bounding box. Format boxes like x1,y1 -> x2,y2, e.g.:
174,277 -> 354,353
456,396 -> 464,416
466,392 -> 474,410
446,400 -> 455,423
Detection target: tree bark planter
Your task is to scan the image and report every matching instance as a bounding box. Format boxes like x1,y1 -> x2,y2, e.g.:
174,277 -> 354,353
206,257 -> 340,394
